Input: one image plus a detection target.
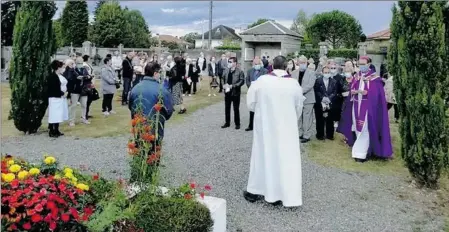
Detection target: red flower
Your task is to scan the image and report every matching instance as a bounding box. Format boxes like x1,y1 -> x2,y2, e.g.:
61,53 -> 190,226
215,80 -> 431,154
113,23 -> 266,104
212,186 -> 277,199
189,182 -> 196,189
61,214 -> 70,222
34,203 -> 43,212
31,214 -> 42,223
93,173 -> 99,181
40,188 -> 47,195
49,221 -> 57,231
204,185 -> 212,191
22,222 -> 31,230
46,201 -> 56,210
200,192 -> 205,199
127,142 -> 136,149
154,103 -> 162,112
184,193 -> 192,200
9,224 -> 17,230
70,207 -> 79,220
58,183 -> 66,192
142,133 -> 155,142
11,179 -> 19,189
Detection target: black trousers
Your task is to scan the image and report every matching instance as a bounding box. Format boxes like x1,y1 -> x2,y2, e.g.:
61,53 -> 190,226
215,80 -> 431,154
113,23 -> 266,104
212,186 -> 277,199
314,104 -> 335,139
192,81 -> 197,94
86,96 -> 93,118
248,111 -> 255,128
102,94 -> 114,112
122,77 -> 132,104
225,94 -> 241,126
48,123 -> 60,134
183,79 -> 191,94
387,103 -> 399,120
218,77 -> 223,92
115,69 -> 122,82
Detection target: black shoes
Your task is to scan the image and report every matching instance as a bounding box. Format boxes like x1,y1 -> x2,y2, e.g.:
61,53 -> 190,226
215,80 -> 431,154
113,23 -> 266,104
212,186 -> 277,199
300,138 -> 310,143
178,108 -> 187,114
245,127 -> 253,131
235,125 -> 240,130
221,123 -> 230,128
243,191 -> 263,203
354,158 -> 367,163
300,136 -> 304,139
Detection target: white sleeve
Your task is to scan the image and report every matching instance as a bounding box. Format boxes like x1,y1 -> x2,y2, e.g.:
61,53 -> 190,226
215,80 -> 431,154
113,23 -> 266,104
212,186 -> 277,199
246,79 -> 259,112
295,84 -> 305,120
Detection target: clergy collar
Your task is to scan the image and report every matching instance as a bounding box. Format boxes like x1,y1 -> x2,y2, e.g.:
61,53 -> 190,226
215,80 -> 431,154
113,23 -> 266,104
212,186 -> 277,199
271,69 -> 289,77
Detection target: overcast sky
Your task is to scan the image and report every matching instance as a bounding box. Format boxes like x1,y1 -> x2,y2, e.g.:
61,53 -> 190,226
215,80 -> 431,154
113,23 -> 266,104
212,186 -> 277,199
54,1 -> 394,37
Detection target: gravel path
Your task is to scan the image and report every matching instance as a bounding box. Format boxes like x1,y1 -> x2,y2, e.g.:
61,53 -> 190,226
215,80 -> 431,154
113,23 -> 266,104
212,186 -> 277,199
1,98 -> 445,232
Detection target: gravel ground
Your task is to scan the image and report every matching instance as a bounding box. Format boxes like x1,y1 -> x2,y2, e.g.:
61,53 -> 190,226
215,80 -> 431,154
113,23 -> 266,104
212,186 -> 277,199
1,97 -> 445,232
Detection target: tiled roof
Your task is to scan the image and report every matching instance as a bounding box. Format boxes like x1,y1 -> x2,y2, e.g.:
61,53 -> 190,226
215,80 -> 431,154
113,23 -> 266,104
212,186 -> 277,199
240,21 -> 302,38
366,29 -> 390,40
158,34 -> 191,45
196,25 -> 241,40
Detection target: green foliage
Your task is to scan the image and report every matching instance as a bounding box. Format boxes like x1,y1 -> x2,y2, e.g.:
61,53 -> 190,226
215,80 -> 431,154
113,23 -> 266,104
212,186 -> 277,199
94,0 -> 106,20
162,40 -> 180,50
84,186 -> 137,232
1,1 -> 21,46
122,9 -> 151,48
290,9 -> 314,43
182,32 -> 200,44
306,10 -> 363,49
247,18 -> 272,29
391,2 -> 449,187
133,192 -> 213,232
215,46 -> 241,51
52,18 -> 64,48
60,0 -> 89,46
9,1 -> 56,134
91,2 -> 125,47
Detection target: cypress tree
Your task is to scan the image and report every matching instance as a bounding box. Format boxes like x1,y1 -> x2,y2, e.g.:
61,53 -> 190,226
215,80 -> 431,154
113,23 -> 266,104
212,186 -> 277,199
9,1 -> 57,134
60,0 -> 88,46
392,2 -> 448,187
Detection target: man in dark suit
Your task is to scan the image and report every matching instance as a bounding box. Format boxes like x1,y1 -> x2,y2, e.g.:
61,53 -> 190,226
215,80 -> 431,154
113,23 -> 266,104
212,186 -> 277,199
217,53 -> 227,93
329,61 -> 345,126
314,67 -> 338,140
221,57 -> 245,129
245,56 -> 268,131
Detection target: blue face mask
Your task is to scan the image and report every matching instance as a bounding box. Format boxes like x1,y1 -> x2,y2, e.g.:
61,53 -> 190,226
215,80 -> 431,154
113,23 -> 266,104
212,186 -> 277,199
359,65 -> 369,73
76,64 -> 84,69
323,74 -> 331,79
254,64 -> 261,70
299,64 -> 307,71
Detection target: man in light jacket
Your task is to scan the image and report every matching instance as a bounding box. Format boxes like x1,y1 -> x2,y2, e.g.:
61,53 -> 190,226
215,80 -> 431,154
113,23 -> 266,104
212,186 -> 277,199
291,55 -> 316,143
112,51 -> 123,83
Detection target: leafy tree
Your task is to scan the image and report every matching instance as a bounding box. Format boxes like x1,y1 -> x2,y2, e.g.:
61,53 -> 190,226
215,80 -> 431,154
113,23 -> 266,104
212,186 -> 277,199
161,41 -> 180,50
60,0 -> 89,46
390,2 -> 448,187
52,18 -> 64,48
94,0 -> 106,20
122,9 -> 151,48
290,9 -> 312,35
306,10 -> 362,48
182,32 -> 200,44
247,18 -> 272,29
91,1 -> 125,47
1,1 -> 21,46
9,1 -> 57,134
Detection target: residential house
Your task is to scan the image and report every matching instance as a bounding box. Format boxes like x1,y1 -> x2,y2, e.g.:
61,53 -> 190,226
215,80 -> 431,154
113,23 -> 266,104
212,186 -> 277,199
158,34 -> 192,49
195,25 -> 241,49
365,29 -> 391,54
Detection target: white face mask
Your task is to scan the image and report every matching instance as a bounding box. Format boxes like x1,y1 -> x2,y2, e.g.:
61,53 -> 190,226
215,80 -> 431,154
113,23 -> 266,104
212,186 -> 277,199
330,69 -> 337,74
228,62 -> 233,69
344,72 -> 352,77
323,74 -> 331,79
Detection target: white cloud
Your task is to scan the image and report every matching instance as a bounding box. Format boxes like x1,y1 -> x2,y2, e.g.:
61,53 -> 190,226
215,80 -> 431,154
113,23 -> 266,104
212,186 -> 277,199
160,7 -> 188,14
161,8 -> 175,13
150,23 -> 202,37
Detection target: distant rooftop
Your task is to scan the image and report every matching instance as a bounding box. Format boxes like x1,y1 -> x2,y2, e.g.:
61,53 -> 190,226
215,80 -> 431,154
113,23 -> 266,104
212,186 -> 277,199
196,25 -> 241,40
240,21 -> 302,38
158,34 -> 191,45
366,29 -> 390,40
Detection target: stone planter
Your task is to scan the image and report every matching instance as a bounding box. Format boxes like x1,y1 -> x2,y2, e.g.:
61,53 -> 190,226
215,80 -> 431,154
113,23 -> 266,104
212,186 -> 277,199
126,183 -> 227,232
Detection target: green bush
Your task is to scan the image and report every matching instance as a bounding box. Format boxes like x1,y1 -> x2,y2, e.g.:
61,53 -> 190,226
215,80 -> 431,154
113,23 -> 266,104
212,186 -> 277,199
133,193 -> 213,232
215,46 -> 241,51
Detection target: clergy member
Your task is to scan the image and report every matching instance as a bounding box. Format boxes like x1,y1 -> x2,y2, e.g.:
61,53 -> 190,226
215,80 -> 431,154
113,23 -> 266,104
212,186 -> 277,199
244,55 -> 305,207
337,56 -> 393,162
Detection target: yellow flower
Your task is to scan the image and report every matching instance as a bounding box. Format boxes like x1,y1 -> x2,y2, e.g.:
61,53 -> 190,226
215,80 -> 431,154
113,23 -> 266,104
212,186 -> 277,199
29,168 -> 40,175
63,167 -> 73,174
44,156 -> 56,165
64,172 -> 74,179
54,174 -> 61,180
9,164 -> 21,173
76,183 -> 89,191
3,173 -> 15,182
7,160 -> 14,166
17,171 -> 29,180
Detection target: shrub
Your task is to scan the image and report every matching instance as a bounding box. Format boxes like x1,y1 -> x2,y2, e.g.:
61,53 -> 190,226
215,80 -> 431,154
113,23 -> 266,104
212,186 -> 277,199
8,1 -> 57,134
133,193 -> 213,232
215,45 -> 241,51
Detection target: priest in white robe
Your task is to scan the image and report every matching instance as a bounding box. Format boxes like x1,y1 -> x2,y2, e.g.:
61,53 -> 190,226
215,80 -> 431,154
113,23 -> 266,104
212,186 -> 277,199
244,55 -> 305,207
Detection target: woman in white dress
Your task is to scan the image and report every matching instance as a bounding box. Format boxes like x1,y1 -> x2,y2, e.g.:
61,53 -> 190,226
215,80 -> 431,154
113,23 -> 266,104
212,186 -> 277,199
48,60 -> 69,137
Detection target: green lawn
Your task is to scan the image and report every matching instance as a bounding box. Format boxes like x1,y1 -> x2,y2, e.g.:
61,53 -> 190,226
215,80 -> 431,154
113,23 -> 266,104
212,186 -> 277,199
1,79 -> 222,138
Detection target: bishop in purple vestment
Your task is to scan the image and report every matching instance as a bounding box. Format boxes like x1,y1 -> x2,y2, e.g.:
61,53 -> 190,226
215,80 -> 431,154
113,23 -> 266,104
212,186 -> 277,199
336,56 -> 392,162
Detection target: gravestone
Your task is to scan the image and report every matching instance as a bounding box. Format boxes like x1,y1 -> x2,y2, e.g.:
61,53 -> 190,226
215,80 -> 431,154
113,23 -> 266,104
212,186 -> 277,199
82,41 -> 92,56
318,42 -> 328,58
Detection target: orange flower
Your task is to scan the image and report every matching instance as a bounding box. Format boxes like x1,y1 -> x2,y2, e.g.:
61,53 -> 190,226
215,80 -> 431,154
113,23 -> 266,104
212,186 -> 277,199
146,153 -> 159,165
143,125 -> 151,132
154,103 -> 162,112
127,142 -> 136,149
131,119 -> 138,127
155,145 -> 162,151
142,133 -> 155,142
128,148 -> 139,156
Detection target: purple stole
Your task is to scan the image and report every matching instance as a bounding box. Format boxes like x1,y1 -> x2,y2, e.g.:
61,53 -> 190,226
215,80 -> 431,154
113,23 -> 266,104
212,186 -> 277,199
350,70 -> 377,132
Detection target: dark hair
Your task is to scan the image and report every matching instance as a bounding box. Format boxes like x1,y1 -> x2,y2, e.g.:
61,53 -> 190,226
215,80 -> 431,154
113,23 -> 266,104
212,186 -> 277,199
75,52 -> 82,57
272,55 -> 287,70
106,54 -> 112,58
51,60 -> 63,71
174,56 -> 182,65
288,59 -> 296,71
82,55 -> 89,62
210,56 -> 215,61
103,57 -> 110,64
144,62 -> 161,77
229,57 -> 237,63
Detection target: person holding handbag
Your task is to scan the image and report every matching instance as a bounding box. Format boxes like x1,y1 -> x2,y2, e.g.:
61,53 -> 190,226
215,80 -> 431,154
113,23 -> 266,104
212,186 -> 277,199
67,57 -> 92,126
83,55 -> 99,119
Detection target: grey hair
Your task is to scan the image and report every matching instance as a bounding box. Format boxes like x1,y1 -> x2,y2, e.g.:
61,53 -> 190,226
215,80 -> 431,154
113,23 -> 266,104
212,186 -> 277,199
65,59 -> 74,66
75,57 -> 83,64
298,55 -> 307,62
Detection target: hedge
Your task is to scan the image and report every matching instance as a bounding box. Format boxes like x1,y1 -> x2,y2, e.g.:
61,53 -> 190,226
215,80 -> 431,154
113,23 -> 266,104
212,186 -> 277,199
215,46 -> 241,51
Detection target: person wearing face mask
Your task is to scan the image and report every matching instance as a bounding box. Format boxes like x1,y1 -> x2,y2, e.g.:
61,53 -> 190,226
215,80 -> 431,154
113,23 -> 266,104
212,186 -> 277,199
337,56 -> 392,163
182,58 -> 193,96
328,61 -> 345,127
337,61 -> 356,136
188,57 -> 201,95
128,62 -> 174,144
47,60 -> 69,137
245,56 -> 268,131
101,57 -> 118,116
112,51 -> 123,83
291,55 -> 316,143
313,67 -> 338,140
221,57 -> 245,129
217,54 -> 228,92
121,51 -> 135,105
208,56 -> 219,97
286,59 -> 296,75
66,57 -> 92,126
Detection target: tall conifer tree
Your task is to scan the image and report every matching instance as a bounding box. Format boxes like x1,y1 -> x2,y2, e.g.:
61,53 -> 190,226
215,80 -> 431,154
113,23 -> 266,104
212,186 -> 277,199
61,0 -> 88,46
9,1 -> 57,134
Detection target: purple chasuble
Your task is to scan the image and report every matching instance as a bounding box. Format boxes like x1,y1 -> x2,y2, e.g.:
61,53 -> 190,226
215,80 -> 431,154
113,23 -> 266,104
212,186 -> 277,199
336,69 -> 393,158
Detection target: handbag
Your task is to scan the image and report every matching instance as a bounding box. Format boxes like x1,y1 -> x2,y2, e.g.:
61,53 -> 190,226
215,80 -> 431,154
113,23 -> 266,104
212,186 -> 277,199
115,81 -> 121,89
90,88 -> 100,101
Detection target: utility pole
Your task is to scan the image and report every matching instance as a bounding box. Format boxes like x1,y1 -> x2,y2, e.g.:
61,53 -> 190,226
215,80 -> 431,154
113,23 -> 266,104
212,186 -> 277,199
208,1 -> 213,50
